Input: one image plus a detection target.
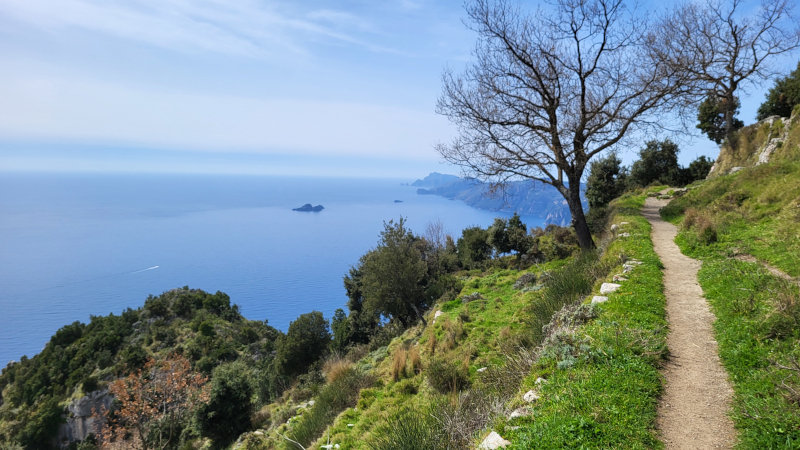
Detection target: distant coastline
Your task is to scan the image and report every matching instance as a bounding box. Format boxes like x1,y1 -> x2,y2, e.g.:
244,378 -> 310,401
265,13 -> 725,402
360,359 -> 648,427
411,172 -> 587,225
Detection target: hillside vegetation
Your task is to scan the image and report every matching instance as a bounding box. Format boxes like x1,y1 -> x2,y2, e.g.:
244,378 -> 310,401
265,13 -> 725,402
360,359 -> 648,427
660,111 -> 800,447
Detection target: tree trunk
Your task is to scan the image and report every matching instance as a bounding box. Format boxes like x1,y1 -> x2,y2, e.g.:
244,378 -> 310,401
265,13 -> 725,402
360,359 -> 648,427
565,181 -> 596,251
724,90 -> 736,140
410,304 -> 427,327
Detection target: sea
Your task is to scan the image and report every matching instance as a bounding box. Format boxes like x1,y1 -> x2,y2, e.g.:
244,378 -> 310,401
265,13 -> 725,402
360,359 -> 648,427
0,173 -> 546,366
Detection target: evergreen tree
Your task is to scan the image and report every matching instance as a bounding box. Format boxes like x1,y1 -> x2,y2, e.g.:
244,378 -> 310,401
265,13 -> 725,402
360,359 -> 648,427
697,94 -> 744,144
585,152 -> 628,209
756,62 -> 800,120
360,218 -> 429,327
630,140 -> 681,187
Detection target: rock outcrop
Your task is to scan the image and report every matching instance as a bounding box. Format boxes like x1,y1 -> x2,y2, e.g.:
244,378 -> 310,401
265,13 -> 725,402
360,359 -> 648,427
54,389 -> 112,448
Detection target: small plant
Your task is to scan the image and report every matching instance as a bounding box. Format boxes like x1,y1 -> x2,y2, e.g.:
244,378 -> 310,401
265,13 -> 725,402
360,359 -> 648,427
407,347 -> 422,375
426,358 -> 470,394
391,348 -> 407,381
513,272 -> 537,290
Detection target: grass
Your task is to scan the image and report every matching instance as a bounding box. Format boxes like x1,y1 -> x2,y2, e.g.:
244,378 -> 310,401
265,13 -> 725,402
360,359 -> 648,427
660,157 -> 800,448
502,192 -> 668,449
661,160 -> 800,277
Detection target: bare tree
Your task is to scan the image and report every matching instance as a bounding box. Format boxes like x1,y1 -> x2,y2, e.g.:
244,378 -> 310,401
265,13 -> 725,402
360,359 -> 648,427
651,0 -> 800,139
436,0 -> 692,250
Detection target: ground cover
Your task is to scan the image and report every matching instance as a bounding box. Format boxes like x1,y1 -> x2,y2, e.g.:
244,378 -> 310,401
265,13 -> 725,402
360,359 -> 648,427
504,193 -> 668,449
660,163 -> 800,448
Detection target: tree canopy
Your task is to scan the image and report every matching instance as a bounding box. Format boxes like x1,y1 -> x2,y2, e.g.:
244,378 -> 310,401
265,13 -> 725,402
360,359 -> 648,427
436,0 -> 692,250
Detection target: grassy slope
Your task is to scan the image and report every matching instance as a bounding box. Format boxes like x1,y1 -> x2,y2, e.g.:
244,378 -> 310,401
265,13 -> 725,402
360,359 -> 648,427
241,192 -> 670,450
507,193 -> 667,449
661,160 -> 800,448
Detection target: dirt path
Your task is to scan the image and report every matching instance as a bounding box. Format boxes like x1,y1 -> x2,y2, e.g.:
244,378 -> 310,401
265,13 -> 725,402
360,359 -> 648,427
643,197 -> 736,449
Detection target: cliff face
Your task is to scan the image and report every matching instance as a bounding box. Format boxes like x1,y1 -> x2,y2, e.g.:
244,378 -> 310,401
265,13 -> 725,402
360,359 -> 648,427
53,390 -> 112,449
708,107 -> 800,178
414,176 -> 585,225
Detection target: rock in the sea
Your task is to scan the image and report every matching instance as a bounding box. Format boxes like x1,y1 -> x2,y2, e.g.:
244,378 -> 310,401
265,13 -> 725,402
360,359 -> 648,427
523,390 -> 540,402
600,283 -> 621,294
591,296 -> 609,304
293,203 -> 324,212
479,431 -> 511,449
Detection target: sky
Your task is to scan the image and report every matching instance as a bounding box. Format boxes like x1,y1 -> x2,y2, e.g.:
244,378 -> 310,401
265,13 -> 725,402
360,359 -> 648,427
0,0 -> 796,178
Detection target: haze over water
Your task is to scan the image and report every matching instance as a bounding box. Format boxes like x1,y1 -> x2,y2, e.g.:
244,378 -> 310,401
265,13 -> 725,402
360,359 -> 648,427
0,173 -> 545,366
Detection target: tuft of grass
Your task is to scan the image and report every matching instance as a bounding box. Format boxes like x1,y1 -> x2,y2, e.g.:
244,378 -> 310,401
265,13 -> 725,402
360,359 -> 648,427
391,348 -> 407,382
324,354 -> 354,384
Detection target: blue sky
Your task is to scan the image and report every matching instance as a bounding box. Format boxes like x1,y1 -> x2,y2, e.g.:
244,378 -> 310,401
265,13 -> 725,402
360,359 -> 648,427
0,0 -> 795,178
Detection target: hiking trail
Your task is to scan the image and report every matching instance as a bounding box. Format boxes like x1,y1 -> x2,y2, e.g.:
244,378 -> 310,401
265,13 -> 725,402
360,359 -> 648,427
643,197 -> 736,449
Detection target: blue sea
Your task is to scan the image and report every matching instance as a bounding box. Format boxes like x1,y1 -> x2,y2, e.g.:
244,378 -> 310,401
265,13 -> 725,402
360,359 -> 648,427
0,173 -> 545,366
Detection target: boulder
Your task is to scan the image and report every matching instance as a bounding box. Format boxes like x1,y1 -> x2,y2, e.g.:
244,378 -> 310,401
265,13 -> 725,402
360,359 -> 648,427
535,377 -> 547,385
610,224 -> 619,232
523,390 -> 540,402
462,292 -> 484,303
479,431 -> 511,449
591,296 -> 609,304
600,283 -> 621,295
508,407 -> 530,419
612,274 -> 628,282
433,310 -> 444,323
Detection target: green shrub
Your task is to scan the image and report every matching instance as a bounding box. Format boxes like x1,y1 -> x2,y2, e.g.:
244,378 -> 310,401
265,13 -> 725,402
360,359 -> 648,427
196,361 -> 255,446
426,358 -> 470,394
284,368 -> 372,448
368,408 -> 448,450
531,252 -> 605,344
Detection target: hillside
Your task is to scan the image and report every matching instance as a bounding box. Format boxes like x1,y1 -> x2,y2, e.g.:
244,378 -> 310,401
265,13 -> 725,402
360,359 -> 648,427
4,108 -> 800,449
412,174 -> 587,225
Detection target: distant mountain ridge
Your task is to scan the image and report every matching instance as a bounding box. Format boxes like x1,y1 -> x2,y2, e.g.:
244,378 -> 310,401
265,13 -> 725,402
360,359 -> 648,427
412,173 -> 587,225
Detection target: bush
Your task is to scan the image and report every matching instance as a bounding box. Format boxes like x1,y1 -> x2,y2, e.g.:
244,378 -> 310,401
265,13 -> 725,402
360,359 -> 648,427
144,296 -> 170,318
426,358 -> 470,394
81,376 -> 98,394
630,139 -> 681,186
513,273 -> 537,290
368,408 -> 448,450
757,61 -> 800,121
285,367 -> 372,448
196,361 -> 254,446
531,252 -> 607,344
274,311 -> 331,377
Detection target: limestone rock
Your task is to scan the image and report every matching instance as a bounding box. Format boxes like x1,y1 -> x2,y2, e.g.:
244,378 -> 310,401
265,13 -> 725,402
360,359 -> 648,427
600,283 -> 621,295
477,367 -> 488,373
591,296 -> 609,304
619,222 -> 629,226
610,224 -> 619,232
508,407 -> 530,419
612,274 -> 628,282
523,390 -> 540,402
55,389 -> 113,448
535,377 -> 547,385
433,310 -> 443,323
479,431 -> 511,449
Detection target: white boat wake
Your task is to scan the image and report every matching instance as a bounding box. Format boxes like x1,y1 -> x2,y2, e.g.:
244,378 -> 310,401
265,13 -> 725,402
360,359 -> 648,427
131,266 -> 159,274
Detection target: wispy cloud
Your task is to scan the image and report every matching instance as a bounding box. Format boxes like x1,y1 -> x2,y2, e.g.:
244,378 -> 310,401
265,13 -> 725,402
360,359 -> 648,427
0,0 -> 406,58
